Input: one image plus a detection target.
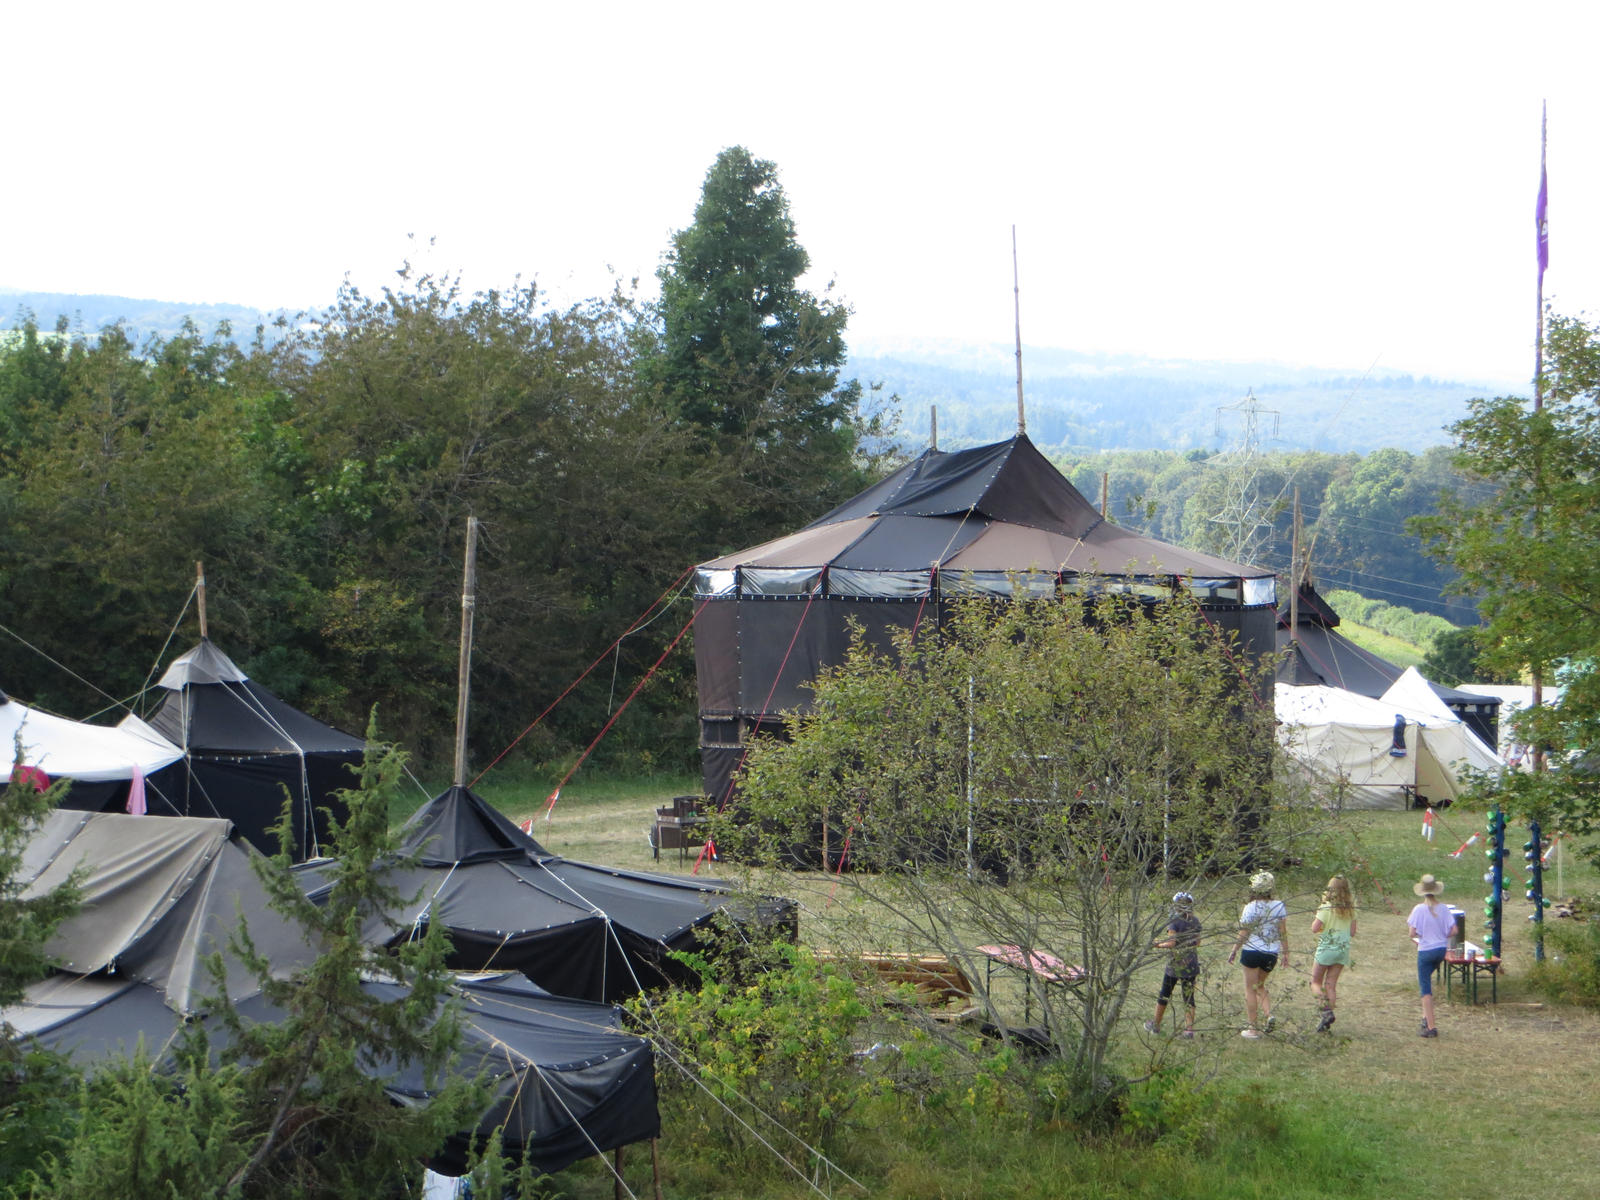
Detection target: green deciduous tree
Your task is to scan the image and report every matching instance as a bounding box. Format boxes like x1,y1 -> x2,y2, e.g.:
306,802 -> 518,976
720,592 -> 1282,1101
1417,313 -> 1600,836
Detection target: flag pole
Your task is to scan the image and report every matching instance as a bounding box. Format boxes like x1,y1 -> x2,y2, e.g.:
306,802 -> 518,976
1531,105 -> 1549,779
1012,225 -> 1026,436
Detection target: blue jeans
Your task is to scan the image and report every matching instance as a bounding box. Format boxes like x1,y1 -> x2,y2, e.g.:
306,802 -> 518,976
1417,946 -> 1448,995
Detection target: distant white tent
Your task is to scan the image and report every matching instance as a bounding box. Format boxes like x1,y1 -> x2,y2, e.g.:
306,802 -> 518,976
1276,668 -> 1504,810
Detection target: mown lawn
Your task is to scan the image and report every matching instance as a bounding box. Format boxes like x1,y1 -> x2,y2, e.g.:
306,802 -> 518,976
473,777 -> 1600,1199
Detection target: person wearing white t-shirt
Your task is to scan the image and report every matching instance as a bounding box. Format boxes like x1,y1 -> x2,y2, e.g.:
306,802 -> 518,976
1228,871 -> 1289,1038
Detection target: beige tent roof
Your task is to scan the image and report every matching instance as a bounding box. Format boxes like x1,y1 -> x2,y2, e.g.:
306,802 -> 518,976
20,812 -> 317,1013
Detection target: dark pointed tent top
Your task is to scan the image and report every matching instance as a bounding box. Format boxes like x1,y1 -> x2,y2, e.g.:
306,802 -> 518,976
1277,580 -> 1342,629
396,784 -> 552,867
808,435 -> 1106,537
143,639 -> 364,756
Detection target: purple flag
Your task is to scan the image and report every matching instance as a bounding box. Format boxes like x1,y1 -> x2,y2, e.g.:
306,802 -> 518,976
1537,160 -> 1549,278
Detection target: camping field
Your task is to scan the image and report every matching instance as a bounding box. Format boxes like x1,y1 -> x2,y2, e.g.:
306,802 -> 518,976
468,775 -> 1600,1199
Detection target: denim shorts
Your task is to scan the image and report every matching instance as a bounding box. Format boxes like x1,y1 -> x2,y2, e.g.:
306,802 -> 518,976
1417,946 -> 1448,995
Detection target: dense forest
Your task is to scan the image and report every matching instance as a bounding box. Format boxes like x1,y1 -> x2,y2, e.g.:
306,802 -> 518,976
0,151 -> 1494,780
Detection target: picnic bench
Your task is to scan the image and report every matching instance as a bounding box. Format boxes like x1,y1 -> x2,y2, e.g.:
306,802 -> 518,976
975,944 -> 1086,1032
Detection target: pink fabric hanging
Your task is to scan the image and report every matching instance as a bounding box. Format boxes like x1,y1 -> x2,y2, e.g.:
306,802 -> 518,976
10,764 -> 49,792
125,763 -> 147,816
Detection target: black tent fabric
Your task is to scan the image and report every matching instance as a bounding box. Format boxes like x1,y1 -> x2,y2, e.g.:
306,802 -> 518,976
1277,582 -> 1501,746
370,786 -> 795,1004
693,433 -> 1280,800
117,639 -> 364,861
4,812 -> 660,1178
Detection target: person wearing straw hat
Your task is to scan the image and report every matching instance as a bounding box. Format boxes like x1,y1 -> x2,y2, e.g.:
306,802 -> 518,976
1228,871 -> 1289,1038
1407,874 -> 1453,1038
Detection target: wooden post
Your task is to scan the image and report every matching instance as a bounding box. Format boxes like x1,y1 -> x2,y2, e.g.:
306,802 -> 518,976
930,405 -> 938,451
1289,490 -> 1301,642
195,561 -> 208,640
453,517 -> 479,789
613,1145 -> 626,1200
1100,472 -> 1109,519
651,1138 -> 664,1200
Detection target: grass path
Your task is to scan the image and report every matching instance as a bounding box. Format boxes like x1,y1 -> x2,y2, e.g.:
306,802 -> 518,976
498,781 -> 1600,1197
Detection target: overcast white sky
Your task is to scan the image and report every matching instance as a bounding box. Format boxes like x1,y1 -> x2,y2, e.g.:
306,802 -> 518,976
5,2 -> 1595,385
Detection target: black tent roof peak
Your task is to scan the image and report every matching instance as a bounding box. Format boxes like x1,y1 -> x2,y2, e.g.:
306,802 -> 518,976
396,784 -> 553,867
804,434 -> 1106,540
1277,581 -> 1341,629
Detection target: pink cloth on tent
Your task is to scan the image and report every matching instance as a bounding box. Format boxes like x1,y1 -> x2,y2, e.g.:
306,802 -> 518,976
125,763 -> 146,815
10,764 -> 49,792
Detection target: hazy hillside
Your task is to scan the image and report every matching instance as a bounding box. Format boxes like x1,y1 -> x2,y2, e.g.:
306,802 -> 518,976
0,289 -> 277,340
0,290 -> 1520,455
849,340 -> 1521,455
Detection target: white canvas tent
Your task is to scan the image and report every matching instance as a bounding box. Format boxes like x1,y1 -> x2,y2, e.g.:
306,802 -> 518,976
0,694 -> 182,784
1276,668 -> 1504,810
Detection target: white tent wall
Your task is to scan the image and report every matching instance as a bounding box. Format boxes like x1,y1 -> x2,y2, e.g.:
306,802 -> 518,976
1276,677 -> 1505,811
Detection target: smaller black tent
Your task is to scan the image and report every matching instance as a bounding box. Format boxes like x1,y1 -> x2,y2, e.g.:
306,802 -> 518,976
115,639 -> 364,860
361,786 -> 796,1004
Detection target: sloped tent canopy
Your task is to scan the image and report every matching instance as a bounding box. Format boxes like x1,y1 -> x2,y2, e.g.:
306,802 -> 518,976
694,433 -> 1280,803
1276,582 -> 1501,747
4,812 -> 660,1178
360,785 -> 795,1005
111,639 -> 364,861
1275,668 -> 1505,809
0,691 -> 184,811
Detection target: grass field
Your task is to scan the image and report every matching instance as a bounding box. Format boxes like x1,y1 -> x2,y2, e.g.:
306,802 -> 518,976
474,776 -> 1600,1198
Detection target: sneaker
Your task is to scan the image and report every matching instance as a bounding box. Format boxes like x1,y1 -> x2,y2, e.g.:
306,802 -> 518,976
1143,1020 -> 1161,1034
1263,1015 -> 1277,1033
1180,1029 -> 1196,1039
1316,1009 -> 1335,1033
1421,1026 -> 1438,1038
1420,1020 -> 1431,1035
1240,1027 -> 1263,1039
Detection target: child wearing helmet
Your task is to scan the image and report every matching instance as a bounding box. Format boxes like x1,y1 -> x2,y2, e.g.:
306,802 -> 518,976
1145,891 -> 1201,1037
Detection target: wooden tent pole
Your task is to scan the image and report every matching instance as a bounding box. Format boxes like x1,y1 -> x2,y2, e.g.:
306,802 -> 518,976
651,1138 -> 664,1200
195,561 -> 208,640
1289,490 -> 1301,642
453,517 -> 479,789
613,1146 -> 626,1200
931,405 -> 938,451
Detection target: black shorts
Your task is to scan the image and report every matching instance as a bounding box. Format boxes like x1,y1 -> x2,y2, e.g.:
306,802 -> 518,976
1158,970 -> 1196,1005
1240,949 -> 1278,972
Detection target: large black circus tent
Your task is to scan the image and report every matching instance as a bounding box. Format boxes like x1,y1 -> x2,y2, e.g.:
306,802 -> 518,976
692,432 -> 1280,803
1277,580 -> 1501,747
361,784 -> 794,1004
118,639 -> 364,861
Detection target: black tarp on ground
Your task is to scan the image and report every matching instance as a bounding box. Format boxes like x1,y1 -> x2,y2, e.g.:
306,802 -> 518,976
4,812 -> 661,1178
360,786 -> 795,1004
693,433 -> 1280,800
113,639 -> 363,861
1277,582 -> 1501,746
